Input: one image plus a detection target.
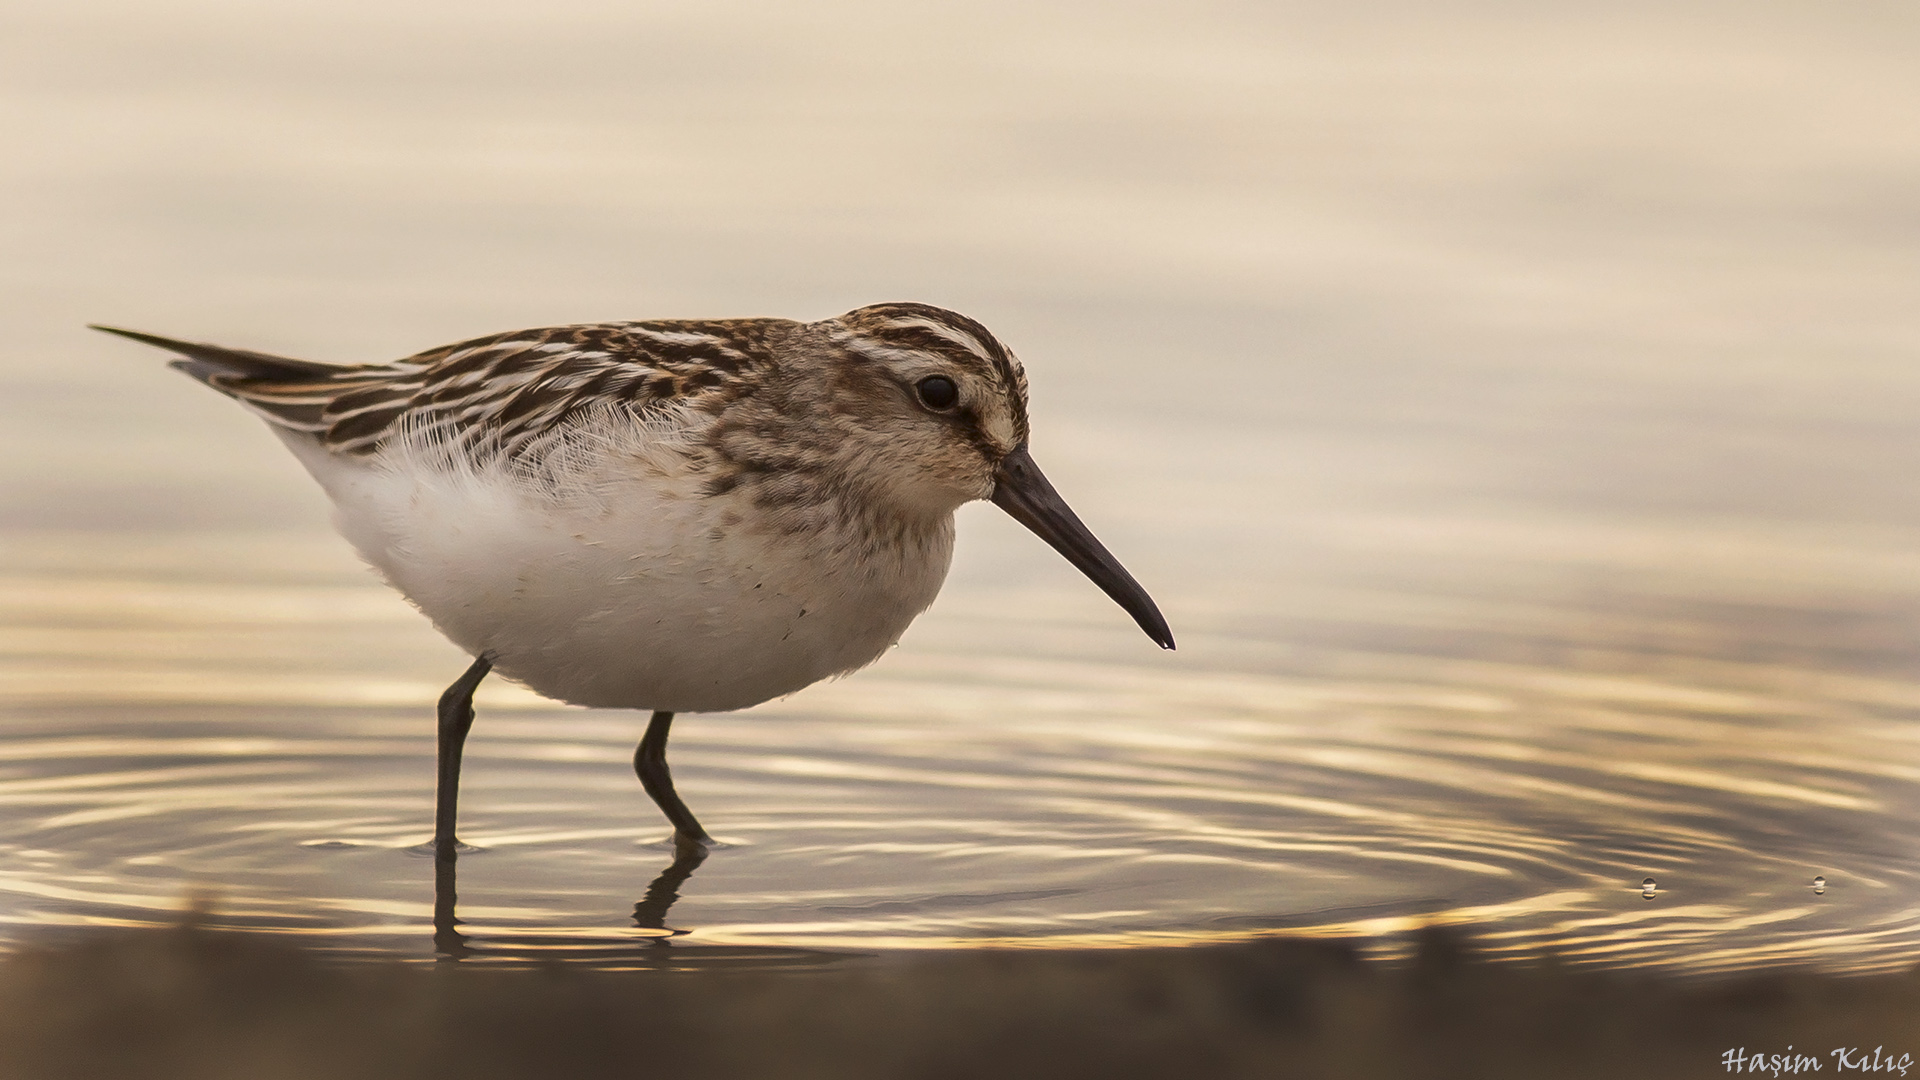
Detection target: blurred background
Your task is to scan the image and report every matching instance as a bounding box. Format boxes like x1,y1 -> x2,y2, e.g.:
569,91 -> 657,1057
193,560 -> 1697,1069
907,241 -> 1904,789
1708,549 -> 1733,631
2,0 -> 1919,973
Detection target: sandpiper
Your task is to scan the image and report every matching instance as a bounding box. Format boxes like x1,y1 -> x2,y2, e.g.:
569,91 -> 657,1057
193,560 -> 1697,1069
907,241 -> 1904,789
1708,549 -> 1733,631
95,304 -> 1173,857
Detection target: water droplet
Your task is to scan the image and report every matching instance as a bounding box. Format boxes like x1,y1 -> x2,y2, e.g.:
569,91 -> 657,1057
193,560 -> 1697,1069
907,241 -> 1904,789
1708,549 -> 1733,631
1813,875 -> 1826,895
1641,877 -> 1657,900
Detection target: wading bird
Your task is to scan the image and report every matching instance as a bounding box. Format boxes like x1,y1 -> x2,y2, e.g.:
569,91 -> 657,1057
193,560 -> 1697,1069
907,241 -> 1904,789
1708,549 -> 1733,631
97,304 -> 1172,858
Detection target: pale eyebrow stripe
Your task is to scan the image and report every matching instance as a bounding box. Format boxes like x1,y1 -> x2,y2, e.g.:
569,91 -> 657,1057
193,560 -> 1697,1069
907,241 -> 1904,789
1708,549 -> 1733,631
839,336 -> 950,368
878,315 -> 994,362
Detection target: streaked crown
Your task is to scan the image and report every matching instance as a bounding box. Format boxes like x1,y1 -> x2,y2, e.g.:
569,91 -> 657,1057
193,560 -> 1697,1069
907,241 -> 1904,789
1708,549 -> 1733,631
735,302 -> 1022,519
830,302 -> 1030,454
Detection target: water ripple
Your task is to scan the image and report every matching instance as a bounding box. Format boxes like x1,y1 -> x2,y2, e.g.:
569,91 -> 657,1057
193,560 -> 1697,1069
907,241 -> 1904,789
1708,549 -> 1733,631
0,532 -> 1916,973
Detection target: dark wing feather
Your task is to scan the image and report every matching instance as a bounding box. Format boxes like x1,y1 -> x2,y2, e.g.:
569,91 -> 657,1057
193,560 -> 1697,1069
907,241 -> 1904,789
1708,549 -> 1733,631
90,325 -> 347,382
95,320 -> 784,459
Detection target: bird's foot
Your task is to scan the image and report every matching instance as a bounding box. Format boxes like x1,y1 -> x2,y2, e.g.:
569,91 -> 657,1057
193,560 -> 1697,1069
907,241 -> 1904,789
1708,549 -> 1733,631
408,837 -> 482,859
672,830 -> 713,861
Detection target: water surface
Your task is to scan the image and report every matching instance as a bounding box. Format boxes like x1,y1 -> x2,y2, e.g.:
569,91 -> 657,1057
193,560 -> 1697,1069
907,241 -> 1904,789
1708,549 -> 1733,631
4,520 -> 1918,974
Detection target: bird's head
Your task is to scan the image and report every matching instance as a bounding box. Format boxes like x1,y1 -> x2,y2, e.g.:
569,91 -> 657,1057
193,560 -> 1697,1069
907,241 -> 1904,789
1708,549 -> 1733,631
794,302 -> 1173,650
821,302 -> 1030,516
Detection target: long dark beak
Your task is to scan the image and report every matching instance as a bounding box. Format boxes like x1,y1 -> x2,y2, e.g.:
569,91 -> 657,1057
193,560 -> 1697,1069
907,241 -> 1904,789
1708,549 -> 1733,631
991,446 -> 1175,650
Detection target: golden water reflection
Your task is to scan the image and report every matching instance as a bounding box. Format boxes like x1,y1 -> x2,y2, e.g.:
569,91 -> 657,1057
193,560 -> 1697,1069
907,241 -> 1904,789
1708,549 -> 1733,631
2,530 -> 1916,974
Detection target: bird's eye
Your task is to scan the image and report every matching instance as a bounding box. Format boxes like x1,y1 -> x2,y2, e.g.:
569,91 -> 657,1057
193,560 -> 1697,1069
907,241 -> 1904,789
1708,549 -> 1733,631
915,375 -> 959,411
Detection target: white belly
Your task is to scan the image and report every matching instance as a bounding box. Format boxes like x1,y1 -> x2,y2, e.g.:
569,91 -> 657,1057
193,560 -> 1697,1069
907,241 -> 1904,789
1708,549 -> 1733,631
281,428 -> 953,712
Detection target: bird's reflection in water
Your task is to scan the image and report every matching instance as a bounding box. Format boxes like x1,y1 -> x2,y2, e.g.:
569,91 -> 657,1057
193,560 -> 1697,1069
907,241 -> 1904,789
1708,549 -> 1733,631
630,844 -> 709,936
431,856 -> 471,961
432,845 -> 710,965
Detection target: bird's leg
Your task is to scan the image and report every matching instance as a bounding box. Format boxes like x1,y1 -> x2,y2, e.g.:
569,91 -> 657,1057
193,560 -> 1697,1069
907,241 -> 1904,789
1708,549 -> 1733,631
433,653 -> 493,859
634,710 -> 712,855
